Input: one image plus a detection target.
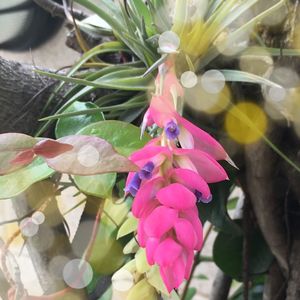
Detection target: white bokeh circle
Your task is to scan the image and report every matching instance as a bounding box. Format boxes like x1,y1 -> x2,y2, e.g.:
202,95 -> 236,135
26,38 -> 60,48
63,259 -> 93,289
77,145 -> 100,168
180,71 -> 198,88
112,269 -> 134,292
158,31 -> 180,53
20,218 -> 39,237
201,70 -> 225,94
32,211 -> 45,225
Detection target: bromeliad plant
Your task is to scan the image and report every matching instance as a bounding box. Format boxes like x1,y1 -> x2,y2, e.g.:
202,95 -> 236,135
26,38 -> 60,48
2,0 -> 300,299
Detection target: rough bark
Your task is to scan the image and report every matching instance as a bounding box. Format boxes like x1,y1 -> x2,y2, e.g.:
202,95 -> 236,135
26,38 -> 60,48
0,56 -> 65,135
263,261 -> 286,300
244,122 -> 289,273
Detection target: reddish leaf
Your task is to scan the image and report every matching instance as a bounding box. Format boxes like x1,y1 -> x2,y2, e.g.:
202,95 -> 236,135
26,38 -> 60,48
33,139 -> 73,158
0,133 -> 37,174
45,135 -> 139,175
10,149 -> 35,165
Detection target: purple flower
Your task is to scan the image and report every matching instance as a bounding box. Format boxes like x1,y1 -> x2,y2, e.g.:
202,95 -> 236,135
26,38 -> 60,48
195,190 -> 212,203
139,161 -> 155,180
165,120 -> 180,140
125,173 -> 142,196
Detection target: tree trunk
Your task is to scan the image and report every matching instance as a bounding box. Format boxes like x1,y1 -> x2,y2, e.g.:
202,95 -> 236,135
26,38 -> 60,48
0,56 -> 64,134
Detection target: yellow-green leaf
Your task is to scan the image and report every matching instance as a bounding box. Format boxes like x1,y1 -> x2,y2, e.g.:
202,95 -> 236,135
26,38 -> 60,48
117,216 -> 138,239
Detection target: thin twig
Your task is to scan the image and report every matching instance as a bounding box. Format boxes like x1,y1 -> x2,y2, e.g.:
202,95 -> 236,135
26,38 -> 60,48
32,0 -> 88,20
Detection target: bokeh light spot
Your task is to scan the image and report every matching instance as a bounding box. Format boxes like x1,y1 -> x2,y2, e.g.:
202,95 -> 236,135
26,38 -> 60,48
185,83 -> 231,114
20,218 -> 39,237
201,70 -> 225,94
112,269 -> 134,292
180,71 -> 198,88
267,86 -> 287,103
49,256 -> 70,279
77,145 -> 99,168
158,31 -> 180,53
225,102 -> 267,144
63,259 -> 93,289
32,211 -> 45,225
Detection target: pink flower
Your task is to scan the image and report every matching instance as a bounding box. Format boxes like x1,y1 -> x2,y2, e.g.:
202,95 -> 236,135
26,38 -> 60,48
143,95 -> 229,161
125,142 -> 227,292
125,60 -> 232,292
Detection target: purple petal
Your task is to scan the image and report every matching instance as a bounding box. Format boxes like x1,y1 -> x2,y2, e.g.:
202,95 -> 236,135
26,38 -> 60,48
165,120 -> 180,140
139,161 -> 155,180
125,173 -> 141,196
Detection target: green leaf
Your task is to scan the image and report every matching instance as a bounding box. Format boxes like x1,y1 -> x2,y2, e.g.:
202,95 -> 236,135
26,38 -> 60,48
147,265 -> 169,296
230,279 -> 264,300
40,41 -> 127,116
89,199 -> 130,274
0,158 -> 54,199
36,69 -> 152,92
74,173 -> 116,198
55,101 -> 105,139
98,286 -> 112,300
195,274 -> 209,280
220,69 -> 282,88
127,279 -> 157,300
198,181 -> 242,235
117,216 -> 138,239
78,120 -> 150,156
185,288 -> 197,300
213,225 -> 273,281
227,197 -> 239,210
135,248 -> 150,273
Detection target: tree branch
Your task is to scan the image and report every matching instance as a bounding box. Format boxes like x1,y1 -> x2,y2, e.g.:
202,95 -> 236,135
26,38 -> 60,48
0,57 -> 59,134
32,0 -> 88,21
244,122 -> 289,273
209,269 -> 232,300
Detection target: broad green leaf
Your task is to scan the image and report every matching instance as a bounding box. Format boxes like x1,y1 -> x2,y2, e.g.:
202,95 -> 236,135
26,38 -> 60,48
198,181 -> 242,235
74,173 -> 116,198
78,120 -> 150,156
0,158 -> 54,199
185,288 -> 197,300
89,198 -> 130,274
45,135 -> 138,175
123,237 -> 139,254
135,248 -> 150,273
213,225 -> 273,281
55,101 -> 105,139
127,278 -> 157,300
147,265 -> 169,296
0,133 -> 37,174
117,216 -> 138,239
